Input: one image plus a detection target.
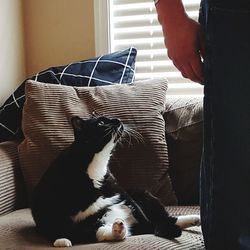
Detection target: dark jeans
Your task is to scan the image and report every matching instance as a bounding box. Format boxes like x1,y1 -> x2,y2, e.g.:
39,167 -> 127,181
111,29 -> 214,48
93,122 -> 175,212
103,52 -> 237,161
200,0 -> 250,249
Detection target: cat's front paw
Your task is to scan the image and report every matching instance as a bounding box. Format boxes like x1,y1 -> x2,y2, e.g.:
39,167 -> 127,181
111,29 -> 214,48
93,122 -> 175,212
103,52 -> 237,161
112,218 -> 127,240
53,238 -> 72,247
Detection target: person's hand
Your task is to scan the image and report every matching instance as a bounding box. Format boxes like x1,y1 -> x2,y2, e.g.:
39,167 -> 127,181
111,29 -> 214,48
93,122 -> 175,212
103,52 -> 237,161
156,1 -> 205,84
163,17 -> 204,83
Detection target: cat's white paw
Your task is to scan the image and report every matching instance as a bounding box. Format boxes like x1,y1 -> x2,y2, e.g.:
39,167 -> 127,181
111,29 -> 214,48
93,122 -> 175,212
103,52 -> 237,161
176,215 -> 201,229
190,215 -> 201,226
53,238 -> 72,247
112,218 -> 127,240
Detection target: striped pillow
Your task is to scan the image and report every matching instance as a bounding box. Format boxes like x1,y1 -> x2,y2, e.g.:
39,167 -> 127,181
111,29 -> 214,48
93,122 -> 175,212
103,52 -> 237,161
18,79 -> 177,205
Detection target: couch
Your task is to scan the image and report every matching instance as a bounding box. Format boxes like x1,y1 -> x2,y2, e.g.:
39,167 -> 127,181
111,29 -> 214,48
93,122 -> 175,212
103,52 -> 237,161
0,96 -> 204,250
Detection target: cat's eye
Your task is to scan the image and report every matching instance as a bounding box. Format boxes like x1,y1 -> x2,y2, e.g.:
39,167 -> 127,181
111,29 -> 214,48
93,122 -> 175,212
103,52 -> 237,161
98,121 -> 105,126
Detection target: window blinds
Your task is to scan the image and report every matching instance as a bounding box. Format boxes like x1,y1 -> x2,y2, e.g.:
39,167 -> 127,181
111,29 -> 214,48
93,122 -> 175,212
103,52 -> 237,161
109,0 -> 203,96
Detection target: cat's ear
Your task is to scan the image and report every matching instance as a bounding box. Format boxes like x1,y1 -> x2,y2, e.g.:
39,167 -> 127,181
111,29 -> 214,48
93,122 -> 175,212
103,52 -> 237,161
71,116 -> 86,133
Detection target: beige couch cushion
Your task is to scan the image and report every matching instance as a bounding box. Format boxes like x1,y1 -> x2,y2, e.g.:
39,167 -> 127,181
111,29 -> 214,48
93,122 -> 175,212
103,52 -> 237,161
18,79 -> 177,205
0,207 -> 204,249
164,97 -> 203,205
0,141 -> 26,216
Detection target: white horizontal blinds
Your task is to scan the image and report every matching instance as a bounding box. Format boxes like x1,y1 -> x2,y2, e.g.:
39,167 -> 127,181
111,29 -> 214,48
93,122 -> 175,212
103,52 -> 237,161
109,0 -> 203,96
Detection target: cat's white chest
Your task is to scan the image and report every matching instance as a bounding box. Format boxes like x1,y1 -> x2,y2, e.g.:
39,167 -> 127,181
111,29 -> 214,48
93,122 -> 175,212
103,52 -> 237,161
87,139 -> 115,188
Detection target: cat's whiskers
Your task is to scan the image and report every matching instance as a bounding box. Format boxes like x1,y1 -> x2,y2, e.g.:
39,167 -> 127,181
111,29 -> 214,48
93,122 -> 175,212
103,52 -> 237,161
122,130 -> 133,147
123,126 -> 145,145
115,125 -> 144,148
104,125 -> 112,131
103,128 -> 113,139
117,129 -> 124,142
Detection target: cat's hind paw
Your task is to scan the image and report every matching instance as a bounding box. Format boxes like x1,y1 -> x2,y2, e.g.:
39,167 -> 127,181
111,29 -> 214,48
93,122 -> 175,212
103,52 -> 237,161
112,218 -> 127,240
190,215 -> 201,226
53,238 -> 72,247
176,215 -> 201,229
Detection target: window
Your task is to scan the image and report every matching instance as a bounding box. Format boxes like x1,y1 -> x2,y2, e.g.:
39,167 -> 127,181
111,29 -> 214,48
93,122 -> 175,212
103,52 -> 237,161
94,0 -> 203,96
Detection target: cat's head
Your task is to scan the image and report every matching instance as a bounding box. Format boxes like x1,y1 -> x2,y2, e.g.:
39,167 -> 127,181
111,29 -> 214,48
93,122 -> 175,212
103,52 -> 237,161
71,116 -> 123,152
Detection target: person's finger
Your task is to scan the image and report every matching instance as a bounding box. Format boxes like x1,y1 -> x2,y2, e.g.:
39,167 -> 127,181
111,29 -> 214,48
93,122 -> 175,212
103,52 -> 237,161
172,61 -> 185,76
173,60 -> 197,82
172,61 -> 189,79
183,63 -> 200,83
190,55 -> 204,83
172,54 -> 202,83
174,59 -> 199,83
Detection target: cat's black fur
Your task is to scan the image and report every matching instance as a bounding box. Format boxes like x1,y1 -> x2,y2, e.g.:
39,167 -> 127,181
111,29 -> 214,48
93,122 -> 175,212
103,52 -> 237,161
31,116 -> 182,246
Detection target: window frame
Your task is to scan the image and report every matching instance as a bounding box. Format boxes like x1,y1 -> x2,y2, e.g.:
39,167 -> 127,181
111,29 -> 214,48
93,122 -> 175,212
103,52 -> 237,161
94,0 -> 110,56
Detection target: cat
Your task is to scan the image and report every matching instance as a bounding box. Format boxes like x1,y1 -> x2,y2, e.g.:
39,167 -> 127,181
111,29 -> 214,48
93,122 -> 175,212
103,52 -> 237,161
31,115 -> 200,247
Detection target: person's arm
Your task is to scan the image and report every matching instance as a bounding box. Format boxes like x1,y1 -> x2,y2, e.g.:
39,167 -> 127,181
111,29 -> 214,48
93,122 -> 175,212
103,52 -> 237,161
155,0 -> 204,83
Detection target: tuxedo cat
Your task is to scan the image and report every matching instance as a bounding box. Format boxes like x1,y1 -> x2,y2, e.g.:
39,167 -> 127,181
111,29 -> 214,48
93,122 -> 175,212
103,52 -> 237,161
31,116 -> 200,247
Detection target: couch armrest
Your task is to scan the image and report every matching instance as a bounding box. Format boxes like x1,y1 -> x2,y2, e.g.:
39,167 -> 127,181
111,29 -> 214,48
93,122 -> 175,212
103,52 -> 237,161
0,141 -> 27,216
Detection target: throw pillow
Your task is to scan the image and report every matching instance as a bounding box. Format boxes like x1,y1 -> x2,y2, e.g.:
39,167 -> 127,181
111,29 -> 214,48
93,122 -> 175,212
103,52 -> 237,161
0,47 -> 137,143
18,79 -> 177,205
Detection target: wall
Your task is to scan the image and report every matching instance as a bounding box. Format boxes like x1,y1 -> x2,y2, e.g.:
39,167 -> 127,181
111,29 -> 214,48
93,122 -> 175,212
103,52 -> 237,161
0,0 -> 95,105
22,0 -> 95,77
0,0 -> 26,105
23,0 -> 95,76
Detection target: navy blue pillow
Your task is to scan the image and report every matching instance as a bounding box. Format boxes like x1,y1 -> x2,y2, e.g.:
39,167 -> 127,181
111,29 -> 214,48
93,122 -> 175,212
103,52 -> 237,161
0,48 -> 137,142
